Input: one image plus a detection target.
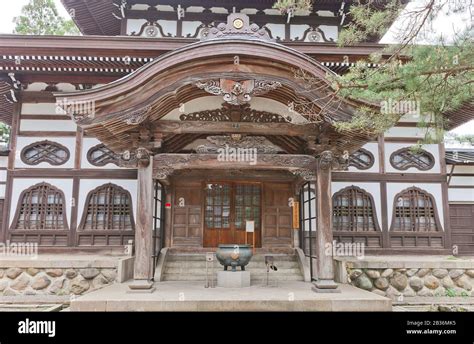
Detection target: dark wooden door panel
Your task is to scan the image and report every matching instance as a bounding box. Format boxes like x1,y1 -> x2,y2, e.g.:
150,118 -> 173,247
172,182 -> 202,246
450,204 -> 474,255
262,182 -> 293,247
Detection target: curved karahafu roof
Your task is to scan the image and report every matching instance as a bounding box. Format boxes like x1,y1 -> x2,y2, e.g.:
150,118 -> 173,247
56,13 -> 379,156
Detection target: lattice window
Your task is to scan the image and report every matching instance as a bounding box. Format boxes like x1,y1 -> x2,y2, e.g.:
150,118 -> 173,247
348,148 -> 375,170
390,187 -> 441,232
21,140 -> 70,166
11,182 -> 68,230
79,183 -> 134,230
87,143 -> 121,166
390,147 -> 435,171
333,186 -> 380,232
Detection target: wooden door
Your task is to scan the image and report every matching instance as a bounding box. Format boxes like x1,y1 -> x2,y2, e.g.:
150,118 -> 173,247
203,182 -> 261,247
450,204 -> 474,255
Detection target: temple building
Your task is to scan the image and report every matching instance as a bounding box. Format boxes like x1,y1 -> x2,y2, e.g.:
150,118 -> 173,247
0,0 -> 472,307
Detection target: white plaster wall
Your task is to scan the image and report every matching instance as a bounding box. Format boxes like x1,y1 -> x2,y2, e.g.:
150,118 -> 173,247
290,25 -> 309,40
450,176 -> 474,186
332,182 -> 383,229
0,185 -> 5,198
449,189 -> 474,203
182,21 -> 203,37
451,165 -> 474,174
385,143 -> 440,174
77,179 -> 138,224
15,137 -> 76,169
20,120 -> 77,132
21,103 -> 65,115
0,170 -> 7,181
319,25 -> 338,41
9,179 -> 73,227
346,142 -> 379,173
158,20 -> 177,36
0,156 -> 8,168
384,126 -> 431,138
386,183 -> 444,230
265,24 -> 285,39
240,8 -> 257,15
126,19 -> 147,35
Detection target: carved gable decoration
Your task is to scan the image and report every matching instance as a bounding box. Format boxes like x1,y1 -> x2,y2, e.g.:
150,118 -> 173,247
196,135 -> 282,154
196,78 -> 282,105
179,103 -> 287,123
201,13 -> 273,42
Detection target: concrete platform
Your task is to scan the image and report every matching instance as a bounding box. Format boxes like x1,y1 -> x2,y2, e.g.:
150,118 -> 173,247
70,281 -> 391,311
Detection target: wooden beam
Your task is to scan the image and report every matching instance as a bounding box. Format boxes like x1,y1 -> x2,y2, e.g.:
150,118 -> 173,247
153,153 -> 317,179
154,121 -> 319,137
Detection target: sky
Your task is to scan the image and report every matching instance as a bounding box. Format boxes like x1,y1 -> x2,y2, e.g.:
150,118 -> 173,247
0,0 -> 472,135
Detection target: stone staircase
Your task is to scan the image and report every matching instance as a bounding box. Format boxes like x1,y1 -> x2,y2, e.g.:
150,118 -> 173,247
161,253 -> 304,284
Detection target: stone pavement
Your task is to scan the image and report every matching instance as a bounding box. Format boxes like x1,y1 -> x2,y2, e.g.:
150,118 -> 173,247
70,280 -> 391,311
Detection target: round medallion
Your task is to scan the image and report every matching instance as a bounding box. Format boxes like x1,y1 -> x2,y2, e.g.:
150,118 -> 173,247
233,18 -> 244,29
145,26 -> 158,38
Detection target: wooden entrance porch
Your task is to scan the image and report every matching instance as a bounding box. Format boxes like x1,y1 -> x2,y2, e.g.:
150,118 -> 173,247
56,18 -> 380,291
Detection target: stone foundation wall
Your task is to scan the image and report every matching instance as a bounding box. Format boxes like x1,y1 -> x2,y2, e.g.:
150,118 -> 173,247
335,258 -> 474,298
0,256 -> 133,297
0,267 -> 117,296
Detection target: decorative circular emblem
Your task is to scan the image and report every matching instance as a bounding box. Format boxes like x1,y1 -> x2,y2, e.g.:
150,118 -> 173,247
307,31 -> 322,42
233,18 -> 244,29
144,25 -> 158,38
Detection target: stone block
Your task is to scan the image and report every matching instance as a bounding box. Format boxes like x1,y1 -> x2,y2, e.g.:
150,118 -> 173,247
217,271 -> 250,288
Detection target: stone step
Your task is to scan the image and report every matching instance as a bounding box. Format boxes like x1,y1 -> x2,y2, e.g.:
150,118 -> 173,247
164,267 -> 302,275
166,254 -> 298,262
162,273 -> 304,282
164,261 -> 299,268
162,253 -> 303,282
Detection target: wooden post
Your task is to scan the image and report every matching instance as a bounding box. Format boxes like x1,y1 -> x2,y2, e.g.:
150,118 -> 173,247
313,151 -> 339,292
129,155 -> 155,291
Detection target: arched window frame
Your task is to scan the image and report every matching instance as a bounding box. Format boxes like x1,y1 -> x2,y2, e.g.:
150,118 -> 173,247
390,187 -> 442,232
20,140 -> 70,166
332,185 -> 381,232
11,182 -> 69,230
79,183 -> 135,231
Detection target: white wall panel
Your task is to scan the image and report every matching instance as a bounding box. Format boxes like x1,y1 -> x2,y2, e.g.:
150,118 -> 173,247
449,188 -> 474,203
21,103 -> 64,115
20,120 -> 77,132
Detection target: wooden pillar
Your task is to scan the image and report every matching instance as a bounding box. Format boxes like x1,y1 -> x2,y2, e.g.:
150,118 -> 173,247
313,151 -> 339,292
129,155 -> 154,290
